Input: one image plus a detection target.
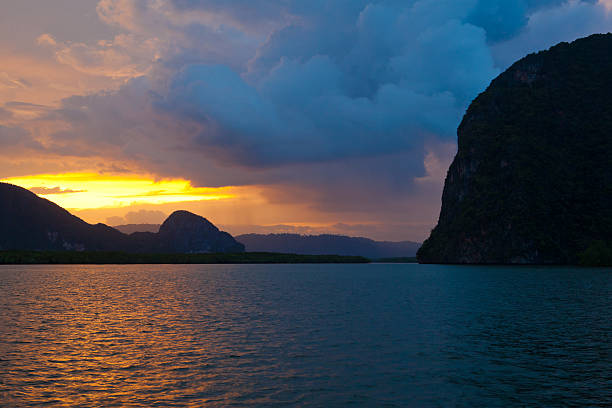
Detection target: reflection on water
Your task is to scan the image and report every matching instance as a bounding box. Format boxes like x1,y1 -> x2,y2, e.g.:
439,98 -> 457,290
0,264 -> 610,407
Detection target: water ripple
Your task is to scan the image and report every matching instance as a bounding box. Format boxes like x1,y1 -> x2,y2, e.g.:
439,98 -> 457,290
0,264 -> 610,407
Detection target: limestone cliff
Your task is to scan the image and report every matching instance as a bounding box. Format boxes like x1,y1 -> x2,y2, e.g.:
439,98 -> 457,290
418,34 -> 612,264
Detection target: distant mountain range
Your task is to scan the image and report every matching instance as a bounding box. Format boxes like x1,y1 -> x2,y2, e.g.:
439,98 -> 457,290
0,183 -> 244,253
235,233 -> 420,259
0,182 -> 418,258
115,227 -> 420,258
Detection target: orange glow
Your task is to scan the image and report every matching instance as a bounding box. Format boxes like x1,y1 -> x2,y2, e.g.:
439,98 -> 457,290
0,48 -> 120,108
2,173 -> 236,210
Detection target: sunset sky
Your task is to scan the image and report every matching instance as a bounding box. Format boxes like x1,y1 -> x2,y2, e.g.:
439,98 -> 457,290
2,0 -> 612,241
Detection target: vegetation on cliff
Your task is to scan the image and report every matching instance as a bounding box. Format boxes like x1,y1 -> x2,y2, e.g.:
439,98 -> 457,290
578,241 -> 612,267
418,34 -> 612,264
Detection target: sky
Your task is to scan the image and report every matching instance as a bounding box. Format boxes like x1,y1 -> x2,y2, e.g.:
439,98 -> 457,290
1,0 -> 612,241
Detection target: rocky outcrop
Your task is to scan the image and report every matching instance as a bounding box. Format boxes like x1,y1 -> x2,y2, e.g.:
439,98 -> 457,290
157,211 -> 244,253
417,34 -> 612,264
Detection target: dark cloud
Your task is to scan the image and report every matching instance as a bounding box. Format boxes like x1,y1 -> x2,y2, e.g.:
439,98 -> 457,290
491,0 -> 612,68
0,125 -> 44,153
0,107 -> 12,121
465,0 -> 590,42
0,125 -> 30,144
12,0 -> 612,239
159,1 -> 500,171
148,0 -> 607,179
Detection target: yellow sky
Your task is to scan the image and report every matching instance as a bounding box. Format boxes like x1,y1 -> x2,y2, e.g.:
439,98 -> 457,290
0,172 -> 327,231
2,173 -> 236,209
0,172 -> 428,241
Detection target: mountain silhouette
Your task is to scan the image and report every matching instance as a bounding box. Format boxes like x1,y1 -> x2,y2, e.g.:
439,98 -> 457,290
236,233 -> 419,259
0,182 -> 244,253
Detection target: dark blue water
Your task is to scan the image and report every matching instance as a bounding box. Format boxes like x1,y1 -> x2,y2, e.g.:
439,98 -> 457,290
0,264 -> 610,407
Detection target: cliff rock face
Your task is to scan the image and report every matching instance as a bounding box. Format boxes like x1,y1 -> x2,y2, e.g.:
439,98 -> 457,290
0,183 -> 244,254
418,34 -> 612,264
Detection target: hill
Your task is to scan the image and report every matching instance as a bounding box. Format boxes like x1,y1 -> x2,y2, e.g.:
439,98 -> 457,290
417,34 -> 612,264
0,183 -> 128,251
236,233 -> 420,259
0,183 -> 244,253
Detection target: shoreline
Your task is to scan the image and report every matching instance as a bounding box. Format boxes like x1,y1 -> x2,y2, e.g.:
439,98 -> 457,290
0,250 -> 369,265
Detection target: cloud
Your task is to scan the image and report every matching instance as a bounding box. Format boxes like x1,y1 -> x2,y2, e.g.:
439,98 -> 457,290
50,0 -> 501,173
0,107 -> 11,121
106,209 -> 167,225
37,34 -> 57,47
40,1 -> 612,190
125,209 -> 167,223
492,0 -> 612,68
29,186 -> 85,195
4,0 -> 612,239
106,216 -> 126,226
0,125 -> 31,144
0,125 -> 44,153
3,101 -> 51,120
77,0 -> 604,173
0,73 -> 32,89
38,32 -> 158,78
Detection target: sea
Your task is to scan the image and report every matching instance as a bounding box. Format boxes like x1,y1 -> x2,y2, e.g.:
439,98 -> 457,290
0,264 -> 610,407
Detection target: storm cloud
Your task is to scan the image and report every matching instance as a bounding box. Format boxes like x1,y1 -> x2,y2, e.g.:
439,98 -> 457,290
4,0 -> 612,239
